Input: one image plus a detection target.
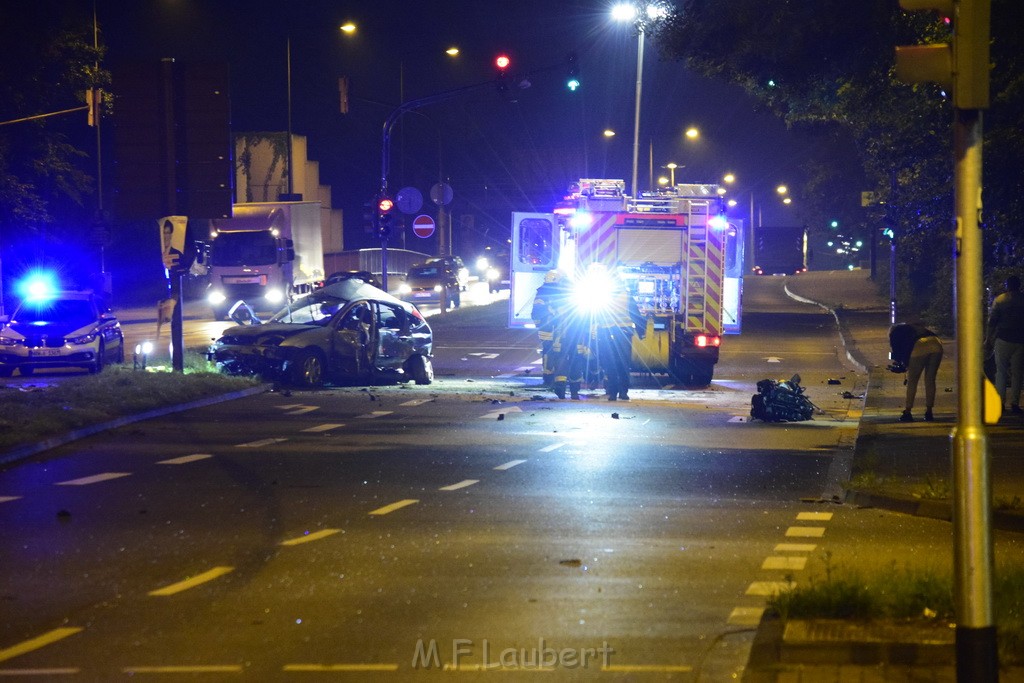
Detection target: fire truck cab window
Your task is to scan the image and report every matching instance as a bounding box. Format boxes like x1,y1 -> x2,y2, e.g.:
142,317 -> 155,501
517,218 -> 554,267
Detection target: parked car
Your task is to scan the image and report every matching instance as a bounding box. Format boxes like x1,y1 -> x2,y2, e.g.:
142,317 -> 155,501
423,256 -> 469,291
397,262 -> 462,309
0,290 -> 125,377
323,270 -> 383,290
208,279 -> 433,388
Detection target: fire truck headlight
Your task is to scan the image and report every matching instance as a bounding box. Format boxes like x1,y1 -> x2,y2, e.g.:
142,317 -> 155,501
207,290 -> 227,305
265,288 -> 285,304
571,267 -> 616,313
476,257 -> 489,273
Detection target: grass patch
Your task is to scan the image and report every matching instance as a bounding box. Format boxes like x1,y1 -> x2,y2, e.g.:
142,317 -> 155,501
0,356 -> 260,453
767,553 -> 1024,664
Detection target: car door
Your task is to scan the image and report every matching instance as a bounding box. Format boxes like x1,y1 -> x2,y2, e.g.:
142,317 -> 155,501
329,301 -> 375,377
374,302 -> 413,371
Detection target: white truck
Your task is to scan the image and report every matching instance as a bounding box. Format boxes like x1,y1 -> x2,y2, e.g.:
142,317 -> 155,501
509,179 -> 744,386
205,201 -> 324,320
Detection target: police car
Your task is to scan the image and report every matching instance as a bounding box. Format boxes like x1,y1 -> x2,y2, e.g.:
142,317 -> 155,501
0,286 -> 125,377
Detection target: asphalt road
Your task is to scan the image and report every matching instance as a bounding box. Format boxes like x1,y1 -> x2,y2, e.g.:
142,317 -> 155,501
0,277 -> 972,681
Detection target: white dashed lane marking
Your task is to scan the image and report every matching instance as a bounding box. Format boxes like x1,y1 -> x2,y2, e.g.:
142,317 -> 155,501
0,627 -> 82,664
284,406 -> 320,416
538,443 -> 565,453
56,472 -> 131,486
235,438 -> 288,448
302,423 -> 345,433
157,454 -> 213,465
357,411 -> 393,419
480,407 -> 522,420
0,496 -> 22,504
494,459 -> 527,470
775,543 -> 817,552
399,399 -> 433,406
728,607 -> 765,626
785,526 -> 826,538
762,556 -> 808,570
796,511 -> 833,521
746,581 -> 796,596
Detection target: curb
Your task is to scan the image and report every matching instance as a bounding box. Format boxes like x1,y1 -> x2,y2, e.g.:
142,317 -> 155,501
0,384 -> 272,466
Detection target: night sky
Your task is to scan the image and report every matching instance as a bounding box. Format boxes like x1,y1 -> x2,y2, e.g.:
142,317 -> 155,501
13,0 -> 841,256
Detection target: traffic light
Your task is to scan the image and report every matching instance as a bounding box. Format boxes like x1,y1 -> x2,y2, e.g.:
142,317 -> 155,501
495,53 -> 511,93
362,201 -> 375,234
566,52 -> 580,92
377,195 -> 395,239
895,0 -> 990,109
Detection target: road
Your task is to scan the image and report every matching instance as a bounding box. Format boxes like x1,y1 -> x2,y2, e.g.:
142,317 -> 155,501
0,277 -> 967,680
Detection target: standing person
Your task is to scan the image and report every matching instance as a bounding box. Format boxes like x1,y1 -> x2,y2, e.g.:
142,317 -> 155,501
552,305 -> 590,400
593,269 -> 646,401
985,274 -> 1024,415
889,320 -> 944,422
531,270 -> 568,389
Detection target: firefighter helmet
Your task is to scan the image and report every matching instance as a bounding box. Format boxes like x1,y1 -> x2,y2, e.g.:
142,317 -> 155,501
544,270 -> 562,283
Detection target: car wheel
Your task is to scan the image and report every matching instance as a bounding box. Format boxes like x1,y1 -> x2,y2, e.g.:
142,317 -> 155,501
408,354 -> 433,385
290,349 -> 325,388
90,341 -> 105,374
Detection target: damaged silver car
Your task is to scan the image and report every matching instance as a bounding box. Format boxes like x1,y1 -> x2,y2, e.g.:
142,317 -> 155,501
209,280 -> 433,388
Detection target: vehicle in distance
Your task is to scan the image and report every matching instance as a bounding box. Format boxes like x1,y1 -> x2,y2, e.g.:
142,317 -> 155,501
324,270 -> 382,290
397,262 -> 462,309
209,279 -> 433,388
423,255 -> 469,291
0,290 -> 124,376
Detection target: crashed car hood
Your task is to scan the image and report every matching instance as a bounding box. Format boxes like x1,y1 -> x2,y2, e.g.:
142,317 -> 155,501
219,321 -> 319,342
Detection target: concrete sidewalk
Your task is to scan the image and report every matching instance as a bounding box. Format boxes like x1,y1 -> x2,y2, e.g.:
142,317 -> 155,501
745,271 -> 1024,682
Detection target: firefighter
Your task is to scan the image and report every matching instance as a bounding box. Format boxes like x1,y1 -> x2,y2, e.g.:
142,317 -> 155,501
553,302 -> 590,400
531,270 -> 568,387
593,269 -> 645,401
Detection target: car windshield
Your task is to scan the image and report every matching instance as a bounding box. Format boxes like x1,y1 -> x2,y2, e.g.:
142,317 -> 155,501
407,266 -> 440,279
267,293 -> 348,326
14,299 -> 95,326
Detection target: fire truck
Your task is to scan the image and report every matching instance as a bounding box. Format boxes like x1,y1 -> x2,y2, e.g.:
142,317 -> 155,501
509,179 -> 744,386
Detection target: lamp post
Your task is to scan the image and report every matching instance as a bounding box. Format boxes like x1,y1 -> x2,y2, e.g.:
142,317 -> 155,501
612,2 -> 667,198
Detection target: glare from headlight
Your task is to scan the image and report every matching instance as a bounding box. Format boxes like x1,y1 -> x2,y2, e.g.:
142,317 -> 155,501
572,267 -> 616,313
399,283 -> 412,295
136,341 -> 154,355
208,291 -> 227,305
265,288 -> 285,304
476,257 -> 489,272
486,267 -> 499,281
433,284 -> 443,293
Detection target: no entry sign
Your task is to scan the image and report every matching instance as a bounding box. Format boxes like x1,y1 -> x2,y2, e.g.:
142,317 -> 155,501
412,214 -> 435,238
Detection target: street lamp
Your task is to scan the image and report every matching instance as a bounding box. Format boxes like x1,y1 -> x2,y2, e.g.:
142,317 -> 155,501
665,162 -> 678,186
612,2 -> 668,198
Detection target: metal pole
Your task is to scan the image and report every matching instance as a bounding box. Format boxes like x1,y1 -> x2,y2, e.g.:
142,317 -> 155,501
951,106 -> 996,682
630,27 -> 644,198
286,35 -> 293,198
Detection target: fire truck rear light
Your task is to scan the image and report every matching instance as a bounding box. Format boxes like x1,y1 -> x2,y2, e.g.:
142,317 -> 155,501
695,335 -> 721,348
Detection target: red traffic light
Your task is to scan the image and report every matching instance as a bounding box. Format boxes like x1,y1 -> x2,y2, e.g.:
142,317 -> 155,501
377,197 -> 394,213
495,54 -> 510,70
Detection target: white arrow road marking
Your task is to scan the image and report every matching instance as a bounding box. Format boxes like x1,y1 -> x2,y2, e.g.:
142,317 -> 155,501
480,406 -> 523,419
56,472 -> 131,486
158,454 -> 213,465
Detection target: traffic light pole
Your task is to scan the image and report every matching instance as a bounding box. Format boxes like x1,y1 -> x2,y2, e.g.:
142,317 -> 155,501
952,105 -> 996,682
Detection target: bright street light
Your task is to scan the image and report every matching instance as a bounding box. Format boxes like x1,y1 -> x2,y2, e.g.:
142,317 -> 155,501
685,126 -> 699,140
603,129 -> 616,137
339,22 -> 356,34
665,161 -> 678,185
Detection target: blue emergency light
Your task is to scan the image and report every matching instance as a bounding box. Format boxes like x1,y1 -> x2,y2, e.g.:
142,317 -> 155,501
16,271 -> 60,302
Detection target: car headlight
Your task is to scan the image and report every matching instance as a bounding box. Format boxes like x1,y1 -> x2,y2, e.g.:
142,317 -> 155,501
208,290 -> 227,305
67,331 -> 98,345
433,284 -> 443,293
476,257 -> 489,272
0,335 -> 20,346
398,283 -> 412,295
486,267 -> 499,281
265,288 -> 285,304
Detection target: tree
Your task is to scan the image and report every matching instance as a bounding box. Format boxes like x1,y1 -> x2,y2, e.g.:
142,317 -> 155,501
655,0 -> 1023,323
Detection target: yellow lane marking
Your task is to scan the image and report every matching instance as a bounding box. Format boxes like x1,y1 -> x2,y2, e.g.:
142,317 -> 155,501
762,556 -> 808,570
0,628 -> 82,664
785,526 -> 826,538
280,529 -> 341,546
796,511 -> 833,521
603,665 -> 693,673
148,566 -> 234,596
283,664 -> 399,672
368,499 -> 419,516
774,543 -> 816,552
439,480 -> 479,491
122,665 -> 243,674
